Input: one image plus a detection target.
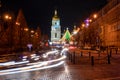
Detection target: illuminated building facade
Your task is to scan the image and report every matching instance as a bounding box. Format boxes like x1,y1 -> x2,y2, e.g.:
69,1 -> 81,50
87,0 -> 120,47
98,0 -> 120,47
51,10 -> 61,42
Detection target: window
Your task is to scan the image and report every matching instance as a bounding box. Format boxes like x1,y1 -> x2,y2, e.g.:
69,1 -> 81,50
55,22 -> 56,25
55,33 -> 57,38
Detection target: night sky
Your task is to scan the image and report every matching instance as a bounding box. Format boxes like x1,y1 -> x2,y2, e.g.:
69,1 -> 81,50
2,0 -> 107,37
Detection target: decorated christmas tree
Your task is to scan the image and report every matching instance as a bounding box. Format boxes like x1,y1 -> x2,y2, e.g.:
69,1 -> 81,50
61,28 -> 71,42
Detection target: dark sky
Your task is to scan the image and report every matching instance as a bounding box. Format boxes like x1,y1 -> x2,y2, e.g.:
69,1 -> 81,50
2,0 -> 107,36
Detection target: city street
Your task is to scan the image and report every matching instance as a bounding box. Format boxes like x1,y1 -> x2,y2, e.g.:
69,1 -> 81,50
0,0 -> 120,80
0,49 -> 120,80
0,60 -> 120,80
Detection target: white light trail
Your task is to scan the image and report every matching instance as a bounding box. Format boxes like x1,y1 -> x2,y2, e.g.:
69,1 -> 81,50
0,61 -> 29,66
0,61 -> 64,75
27,55 -> 66,65
0,50 -> 66,76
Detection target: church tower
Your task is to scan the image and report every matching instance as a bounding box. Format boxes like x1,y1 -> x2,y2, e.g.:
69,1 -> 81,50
51,10 -> 61,42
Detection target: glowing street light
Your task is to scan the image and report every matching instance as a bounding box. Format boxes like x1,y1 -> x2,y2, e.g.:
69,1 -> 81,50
31,30 -> 34,33
5,15 -> 9,19
24,28 -> 29,31
93,14 -> 97,19
82,23 -> 85,27
16,22 -> 20,25
8,16 -> 12,20
73,31 -> 77,34
4,14 -> 12,20
89,19 -> 92,22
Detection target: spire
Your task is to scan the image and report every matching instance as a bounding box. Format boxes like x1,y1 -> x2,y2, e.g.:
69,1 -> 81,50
52,9 -> 59,20
55,10 -> 57,16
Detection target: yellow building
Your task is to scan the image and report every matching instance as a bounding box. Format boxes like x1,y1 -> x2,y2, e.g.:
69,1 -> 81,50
88,0 -> 120,47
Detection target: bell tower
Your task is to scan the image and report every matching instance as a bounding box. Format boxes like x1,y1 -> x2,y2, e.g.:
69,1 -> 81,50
51,10 -> 61,42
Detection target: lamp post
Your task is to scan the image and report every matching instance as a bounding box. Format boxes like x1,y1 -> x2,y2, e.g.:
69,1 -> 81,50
89,14 -> 99,47
93,14 -> 97,19
23,27 -> 29,50
4,14 -> 13,49
16,22 -> 22,51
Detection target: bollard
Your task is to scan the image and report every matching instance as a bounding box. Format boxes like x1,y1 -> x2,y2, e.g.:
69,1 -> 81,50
69,53 -> 71,61
98,51 -> 100,57
91,56 -> 94,66
98,53 -> 100,57
109,49 -> 112,57
107,48 -> 108,55
116,48 -> 118,54
69,53 -> 70,60
68,52 -> 70,60
71,53 -> 72,62
73,52 -> 75,64
69,52 -> 71,60
107,55 -> 111,64
67,51 -> 68,57
80,51 -> 83,56
89,52 -> 91,58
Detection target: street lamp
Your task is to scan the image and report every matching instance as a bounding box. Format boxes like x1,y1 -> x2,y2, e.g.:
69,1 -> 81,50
16,22 -> 23,51
93,14 -> 98,19
4,14 -> 12,20
16,22 -> 20,25
31,30 -> 34,34
4,14 -> 13,48
24,28 -> 29,32
82,23 -> 85,29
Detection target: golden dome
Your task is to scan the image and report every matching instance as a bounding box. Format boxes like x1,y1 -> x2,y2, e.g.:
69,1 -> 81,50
52,10 -> 59,20
52,15 -> 59,20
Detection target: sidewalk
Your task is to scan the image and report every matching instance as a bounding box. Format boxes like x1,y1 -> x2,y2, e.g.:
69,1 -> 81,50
65,48 -> 120,80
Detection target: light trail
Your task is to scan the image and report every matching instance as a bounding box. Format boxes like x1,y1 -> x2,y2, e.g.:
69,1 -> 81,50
0,61 -> 29,66
0,49 -> 66,76
0,61 -> 64,75
0,50 -> 59,67
27,55 -> 66,65
0,55 -> 66,73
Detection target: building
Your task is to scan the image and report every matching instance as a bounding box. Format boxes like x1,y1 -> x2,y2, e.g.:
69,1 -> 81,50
97,0 -> 120,47
51,10 -> 61,42
82,0 -> 120,48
